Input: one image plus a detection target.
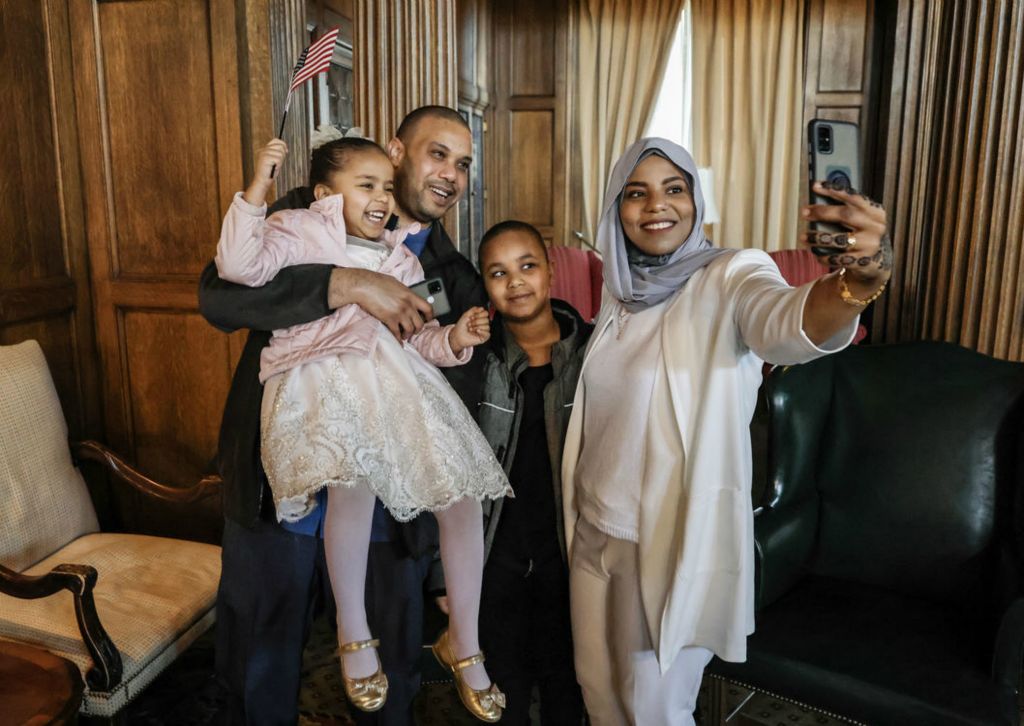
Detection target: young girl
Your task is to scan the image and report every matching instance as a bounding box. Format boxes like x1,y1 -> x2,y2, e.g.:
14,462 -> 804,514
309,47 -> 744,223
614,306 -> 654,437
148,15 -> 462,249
216,136 -> 511,721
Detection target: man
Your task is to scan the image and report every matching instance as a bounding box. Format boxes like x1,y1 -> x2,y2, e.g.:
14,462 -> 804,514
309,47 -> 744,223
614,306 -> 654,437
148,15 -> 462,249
199,106 -> 484,726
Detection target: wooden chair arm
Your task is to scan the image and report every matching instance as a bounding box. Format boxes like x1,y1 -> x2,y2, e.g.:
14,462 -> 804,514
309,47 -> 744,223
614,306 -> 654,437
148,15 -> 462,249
0,562 -> 122,691
72,440 -> 221,505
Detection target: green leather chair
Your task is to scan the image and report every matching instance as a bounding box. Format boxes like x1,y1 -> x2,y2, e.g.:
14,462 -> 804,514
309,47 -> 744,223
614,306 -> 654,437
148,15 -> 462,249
708,341 -> 1024,726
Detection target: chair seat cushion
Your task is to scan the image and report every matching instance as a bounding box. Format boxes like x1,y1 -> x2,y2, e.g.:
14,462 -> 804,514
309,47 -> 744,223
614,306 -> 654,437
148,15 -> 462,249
708,576 -> 1015,726
0,532 -> 220,716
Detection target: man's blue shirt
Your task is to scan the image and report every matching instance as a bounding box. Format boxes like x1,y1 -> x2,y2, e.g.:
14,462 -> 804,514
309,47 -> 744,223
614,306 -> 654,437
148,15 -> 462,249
403,225 -> 431,258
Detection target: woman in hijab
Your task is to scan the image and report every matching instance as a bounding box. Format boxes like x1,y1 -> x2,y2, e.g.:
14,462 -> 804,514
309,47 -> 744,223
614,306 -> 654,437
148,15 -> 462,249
561,138 -> 892,725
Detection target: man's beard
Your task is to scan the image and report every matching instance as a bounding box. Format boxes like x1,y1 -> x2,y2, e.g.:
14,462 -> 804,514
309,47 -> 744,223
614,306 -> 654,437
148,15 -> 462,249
395,159 -> 443,223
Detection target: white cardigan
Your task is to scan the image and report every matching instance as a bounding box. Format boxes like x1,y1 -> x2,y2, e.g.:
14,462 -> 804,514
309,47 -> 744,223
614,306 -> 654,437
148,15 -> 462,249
562,249 -> 858,672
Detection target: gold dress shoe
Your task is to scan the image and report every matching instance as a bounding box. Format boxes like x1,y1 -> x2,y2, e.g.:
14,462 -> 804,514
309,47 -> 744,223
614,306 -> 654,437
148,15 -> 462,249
339,638 -> 388,712
431,629 -> 506,723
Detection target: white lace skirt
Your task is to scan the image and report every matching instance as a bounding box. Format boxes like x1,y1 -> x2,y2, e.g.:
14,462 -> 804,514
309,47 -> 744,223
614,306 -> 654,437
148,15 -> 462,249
260,334 -> 511,522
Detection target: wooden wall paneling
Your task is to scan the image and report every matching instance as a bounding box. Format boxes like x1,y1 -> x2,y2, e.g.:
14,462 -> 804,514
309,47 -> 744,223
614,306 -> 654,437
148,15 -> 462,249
354,0 -> 458,148
0,0 -> 101,441
819,0 -> 869,91
354,1 -> 460,239
235,0 -> 274,189
509,110 -> 555,232
510,3 -> 556,97
307,0 -> 356,27
226,0 -> 273,369
269,0 -> 311,194
457,0 -> 490,108
490,0 -> 572,248
68,0 -> 247,537
802,0 -> 878,199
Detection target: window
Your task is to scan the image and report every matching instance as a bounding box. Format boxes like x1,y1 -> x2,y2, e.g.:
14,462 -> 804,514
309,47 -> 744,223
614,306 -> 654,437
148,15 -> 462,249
644,7 -> 719,225
306,13 -> 355,134
645,7 -> 691,149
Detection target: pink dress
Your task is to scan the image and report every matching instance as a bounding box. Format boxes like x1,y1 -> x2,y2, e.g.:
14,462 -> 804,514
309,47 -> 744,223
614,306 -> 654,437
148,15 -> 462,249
216,192 -> 511,522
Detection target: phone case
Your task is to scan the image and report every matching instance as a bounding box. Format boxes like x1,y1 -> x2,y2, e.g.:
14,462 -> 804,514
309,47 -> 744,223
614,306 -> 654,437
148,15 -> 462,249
409,277 -> 452,318
808,119 -> 862,236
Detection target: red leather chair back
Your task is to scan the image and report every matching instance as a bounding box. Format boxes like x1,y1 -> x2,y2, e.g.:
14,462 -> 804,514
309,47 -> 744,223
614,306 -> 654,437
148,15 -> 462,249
548,245 -> 603,322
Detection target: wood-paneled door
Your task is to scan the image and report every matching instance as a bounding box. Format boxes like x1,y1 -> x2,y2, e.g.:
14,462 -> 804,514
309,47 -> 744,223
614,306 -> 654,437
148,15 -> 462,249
489,0 -> 573,249
0,0 -> 101,443
67,0 -> 249,539
802,0 -> 881,200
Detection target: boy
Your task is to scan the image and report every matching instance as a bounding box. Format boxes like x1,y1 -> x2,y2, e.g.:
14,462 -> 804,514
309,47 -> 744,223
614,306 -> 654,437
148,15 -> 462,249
435,220 -> 591,723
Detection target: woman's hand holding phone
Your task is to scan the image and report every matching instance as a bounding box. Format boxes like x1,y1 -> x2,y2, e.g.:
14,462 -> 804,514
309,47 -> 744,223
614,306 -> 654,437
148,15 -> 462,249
801,180 -> 893,291
803,119 -> 892,295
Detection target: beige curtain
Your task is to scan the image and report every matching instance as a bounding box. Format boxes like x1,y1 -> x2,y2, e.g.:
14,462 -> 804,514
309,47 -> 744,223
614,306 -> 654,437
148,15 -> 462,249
577,0 -> 686,244
690,0 -> 805,250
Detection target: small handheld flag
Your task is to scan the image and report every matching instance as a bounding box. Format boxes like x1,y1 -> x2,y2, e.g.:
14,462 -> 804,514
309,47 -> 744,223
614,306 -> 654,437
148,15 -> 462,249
271,27 -> 341,178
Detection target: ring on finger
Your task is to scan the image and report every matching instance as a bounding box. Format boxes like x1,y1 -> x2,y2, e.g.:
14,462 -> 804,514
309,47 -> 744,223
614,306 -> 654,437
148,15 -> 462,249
844,234 -> 857,248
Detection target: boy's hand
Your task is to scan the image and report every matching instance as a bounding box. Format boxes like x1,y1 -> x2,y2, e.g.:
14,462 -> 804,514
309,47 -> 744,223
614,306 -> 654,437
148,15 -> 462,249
450,306 -> 490,353
243,139 -> 288,206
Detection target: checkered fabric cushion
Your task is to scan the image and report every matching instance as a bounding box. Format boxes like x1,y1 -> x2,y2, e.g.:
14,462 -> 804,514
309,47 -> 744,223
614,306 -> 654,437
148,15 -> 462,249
0,340 -> 99,572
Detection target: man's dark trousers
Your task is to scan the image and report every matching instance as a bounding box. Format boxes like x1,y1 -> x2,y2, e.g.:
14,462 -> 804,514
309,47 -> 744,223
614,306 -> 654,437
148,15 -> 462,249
216,516 -> 433,726
216,517 -> 327,726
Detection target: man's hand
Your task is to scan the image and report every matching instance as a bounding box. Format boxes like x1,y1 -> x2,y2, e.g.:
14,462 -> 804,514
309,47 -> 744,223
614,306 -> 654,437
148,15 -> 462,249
435,596 -> 449,615
243,138 -> 287,207
449,306 -> 490,354
328,267 -> 435,340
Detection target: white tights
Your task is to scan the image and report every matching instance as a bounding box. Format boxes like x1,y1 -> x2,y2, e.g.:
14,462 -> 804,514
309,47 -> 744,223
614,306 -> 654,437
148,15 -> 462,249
323,485 -> 490,687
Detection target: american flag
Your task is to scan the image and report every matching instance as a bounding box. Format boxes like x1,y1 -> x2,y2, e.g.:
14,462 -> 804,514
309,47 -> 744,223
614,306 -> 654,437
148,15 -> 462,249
289,27 -> 340,92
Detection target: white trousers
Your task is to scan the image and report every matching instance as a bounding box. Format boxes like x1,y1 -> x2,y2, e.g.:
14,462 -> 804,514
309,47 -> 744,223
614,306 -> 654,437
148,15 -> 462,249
570,518 -> 713,726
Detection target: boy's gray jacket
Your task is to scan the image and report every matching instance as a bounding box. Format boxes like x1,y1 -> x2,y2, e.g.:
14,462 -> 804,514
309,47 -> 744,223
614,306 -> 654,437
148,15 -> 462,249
428,299 -> 593,593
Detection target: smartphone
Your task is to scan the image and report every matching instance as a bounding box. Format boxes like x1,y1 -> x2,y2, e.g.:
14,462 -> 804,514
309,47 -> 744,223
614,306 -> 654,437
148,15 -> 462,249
408,277 -> 451,318
807,119 -> 861,243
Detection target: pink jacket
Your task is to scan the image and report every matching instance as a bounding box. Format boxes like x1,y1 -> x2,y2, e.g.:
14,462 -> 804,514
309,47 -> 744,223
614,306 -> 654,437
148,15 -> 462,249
216,192 -> 469,382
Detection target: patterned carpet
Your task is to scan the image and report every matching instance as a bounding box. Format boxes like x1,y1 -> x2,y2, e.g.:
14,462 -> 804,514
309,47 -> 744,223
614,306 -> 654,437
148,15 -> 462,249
93,617 -> 853,725
99,617 -> 495,726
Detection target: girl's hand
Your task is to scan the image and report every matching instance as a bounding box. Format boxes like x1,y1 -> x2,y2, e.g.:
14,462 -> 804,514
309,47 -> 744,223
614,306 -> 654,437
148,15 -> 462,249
450,306 -> 491,353
801,180 -> 894,289
243,139 -> 288,206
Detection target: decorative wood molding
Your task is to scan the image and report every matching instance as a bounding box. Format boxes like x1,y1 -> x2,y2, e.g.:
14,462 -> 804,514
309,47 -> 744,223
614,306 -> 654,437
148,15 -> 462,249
353,0 -> 458,146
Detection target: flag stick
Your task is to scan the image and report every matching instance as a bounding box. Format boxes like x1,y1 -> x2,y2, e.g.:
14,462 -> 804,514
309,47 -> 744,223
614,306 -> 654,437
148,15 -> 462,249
270,93 -> 292,179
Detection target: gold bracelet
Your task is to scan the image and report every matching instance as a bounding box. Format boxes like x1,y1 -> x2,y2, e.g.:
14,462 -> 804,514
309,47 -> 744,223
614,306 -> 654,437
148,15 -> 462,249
837,267 -> 888,307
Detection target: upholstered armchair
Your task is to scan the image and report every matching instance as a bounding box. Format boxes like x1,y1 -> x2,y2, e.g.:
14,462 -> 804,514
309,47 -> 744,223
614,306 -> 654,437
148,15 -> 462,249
708,341 -> 1024,726
0,339 -> 222,718
547,245 -> 604,322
